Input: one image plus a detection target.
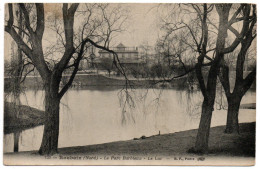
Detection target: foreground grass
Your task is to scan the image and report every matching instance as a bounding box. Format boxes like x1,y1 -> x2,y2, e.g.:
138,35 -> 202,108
4,122 -> 255,157
56,122 -> 255,157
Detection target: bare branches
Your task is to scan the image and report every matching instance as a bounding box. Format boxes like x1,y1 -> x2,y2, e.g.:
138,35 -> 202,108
223,4 -> 255,54
20,66 -> 35,84
58,55 -> 80,98
19,4 -> 34,34
223,38 -> 240,54
58,2 -> 129,96
95,4 -> 129,48
228,26 -> 241,38
6,3 -> 129,100
5,4 -> 33,59
183,23 -> 201,50
57,3 -> 128,85
56,3 -> 79,72
228,4 -> 244,26
12,24 -> 30,37
83,38 -> 127,78
58,25 -> 86,98
58,36 -> 127,98
80,5 -> 94,41
241,67 -> 256,95
216,4 -> 256,103
193,4 -> 209,98
6,3 -> 52,81
218,62 -> 231,97
155,4 -> 213,94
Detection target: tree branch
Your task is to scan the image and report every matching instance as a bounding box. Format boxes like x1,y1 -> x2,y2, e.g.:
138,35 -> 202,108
5,4 -> 33,59
35,4 -> 45,38
228,5 -> 244,26
218,62 -> 231,97
223,4 -> 251,54
241,67 -> 256,96
56,3 -> 79,72
195,57 -> 207,98
12,25 -> 30,37
7,4 -> 14,27
20,66 -> 35,84
19,4 -> 34,34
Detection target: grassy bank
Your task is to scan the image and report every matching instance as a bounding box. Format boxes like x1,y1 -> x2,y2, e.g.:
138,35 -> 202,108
4,122 -> 255,157
56,122 -> 255,157
4,102 -> 45,134
4,74 -> 188,89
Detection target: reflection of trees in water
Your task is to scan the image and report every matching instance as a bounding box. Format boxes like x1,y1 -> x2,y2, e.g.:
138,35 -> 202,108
117,84 -> 203,128
4,76 -> 41,152
60,94 -> 73,134
116,66 -> 201,126
15,90 -> 43,150
28,86 -> 74,134
215,84 -> 228,110
118,86 -> 165,126
118,88 -> 136,125
178,89 -> 202,120
3,135 -> 13,152
5,87 -> 74,151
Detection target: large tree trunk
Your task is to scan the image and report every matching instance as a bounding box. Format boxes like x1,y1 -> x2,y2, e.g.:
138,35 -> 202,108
219,61 -> 256,135
225,95 -> 242,134
39,81 -> 60,155
191,4 -> 231,154
193,98 -> 214,153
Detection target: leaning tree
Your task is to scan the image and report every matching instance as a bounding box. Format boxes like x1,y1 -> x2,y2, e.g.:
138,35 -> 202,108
157,3 -> 256,153
218,4 -> 256,134
5,3 -> 128,155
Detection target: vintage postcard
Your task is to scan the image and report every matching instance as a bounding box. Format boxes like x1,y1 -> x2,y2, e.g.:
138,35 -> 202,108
3,2 -> 256,166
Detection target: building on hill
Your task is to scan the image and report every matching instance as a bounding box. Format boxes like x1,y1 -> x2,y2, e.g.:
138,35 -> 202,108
92,43 -> 145,75
98,43 -> 140,62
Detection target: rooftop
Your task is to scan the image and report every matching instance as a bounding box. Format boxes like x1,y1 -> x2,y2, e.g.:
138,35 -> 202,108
99,43 -> 138,53
117,43 -> 125,48
93,58 -> 144,64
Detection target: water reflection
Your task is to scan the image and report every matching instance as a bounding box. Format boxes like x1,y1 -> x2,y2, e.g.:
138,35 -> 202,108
4,88 -> 256,152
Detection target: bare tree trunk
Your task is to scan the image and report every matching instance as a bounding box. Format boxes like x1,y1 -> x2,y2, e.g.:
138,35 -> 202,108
39,80 -> 60,155
191,4 -> 231,153
219,67 -> 256,134
225,96 -> 241,134
194,59 -> 220,153
194,98 -> 214,153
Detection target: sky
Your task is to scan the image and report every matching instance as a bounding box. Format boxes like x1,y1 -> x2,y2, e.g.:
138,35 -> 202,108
110,3 -> 160,48
3,3 -> 257,61
4,3 -> 161,61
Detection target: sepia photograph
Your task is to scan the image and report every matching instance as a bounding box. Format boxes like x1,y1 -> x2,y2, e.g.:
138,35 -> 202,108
2,1 -> 257,166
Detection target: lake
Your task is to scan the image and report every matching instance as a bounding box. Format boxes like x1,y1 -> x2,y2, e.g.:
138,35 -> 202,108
4,87 -> 256,153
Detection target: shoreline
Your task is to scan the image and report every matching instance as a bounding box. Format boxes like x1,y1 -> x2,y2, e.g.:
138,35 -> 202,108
4,122 -> 255,157
4,102 -> 45,134
4,122 -> 255,165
